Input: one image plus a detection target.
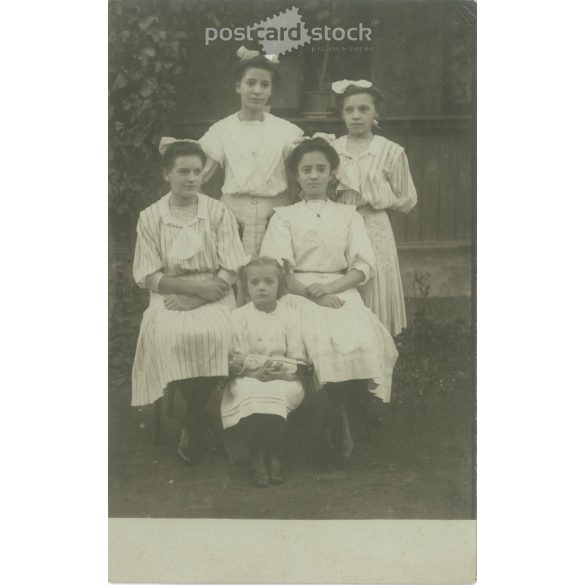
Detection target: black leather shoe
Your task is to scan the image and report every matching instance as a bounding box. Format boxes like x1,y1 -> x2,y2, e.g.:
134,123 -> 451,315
250,452 -> 269,488
268,455 -> 284,484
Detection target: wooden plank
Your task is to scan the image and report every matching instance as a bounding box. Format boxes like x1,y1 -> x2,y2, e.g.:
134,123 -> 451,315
388,132 -> 408,244
438,134 -> 458,240
421,135 -> 441,241
455,133 -> 474,240
404,134 -> 423,242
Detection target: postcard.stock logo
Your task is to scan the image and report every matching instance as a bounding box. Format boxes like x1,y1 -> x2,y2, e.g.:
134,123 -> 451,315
204,6 -> 373,57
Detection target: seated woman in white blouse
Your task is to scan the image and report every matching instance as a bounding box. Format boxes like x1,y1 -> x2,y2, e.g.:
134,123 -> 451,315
260,137 -> 399,459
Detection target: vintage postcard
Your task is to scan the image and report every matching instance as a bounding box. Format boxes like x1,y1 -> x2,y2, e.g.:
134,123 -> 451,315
109,0 -> 476,582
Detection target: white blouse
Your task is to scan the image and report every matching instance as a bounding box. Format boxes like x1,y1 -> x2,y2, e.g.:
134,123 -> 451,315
230,301 -> 308,363
334,135 -> 417,212
260,199 -> 375,281
133,192 -> 249,289
199,113 -> 303,197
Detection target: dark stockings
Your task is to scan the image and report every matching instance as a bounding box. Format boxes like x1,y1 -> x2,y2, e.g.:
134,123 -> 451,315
241,413 -> 286,459
324,380 -> 371,457
172,377 -> 220,457
240,413 -> 286,486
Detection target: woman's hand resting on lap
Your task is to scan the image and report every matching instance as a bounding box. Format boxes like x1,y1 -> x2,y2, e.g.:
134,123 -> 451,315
314,294 -> 345,309
164,295 -> 207,311
196,277 -> 231,301
306,282 -> 333,299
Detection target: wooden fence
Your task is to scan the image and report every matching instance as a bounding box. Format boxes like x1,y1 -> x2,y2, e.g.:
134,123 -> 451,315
171,114 -> 475,250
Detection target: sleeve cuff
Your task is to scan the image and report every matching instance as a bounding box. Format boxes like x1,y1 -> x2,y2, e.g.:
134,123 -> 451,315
351,261 -> 370,284
144,271 -> 164,293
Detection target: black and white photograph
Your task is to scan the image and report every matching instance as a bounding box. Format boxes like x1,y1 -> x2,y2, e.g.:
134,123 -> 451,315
108,0 -> 476,581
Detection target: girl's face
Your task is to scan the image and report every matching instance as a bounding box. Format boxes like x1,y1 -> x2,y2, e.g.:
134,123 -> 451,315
236,67 -> 273,111
163,155 -> 204,200
296,151 -> 332,198
246,265 -> 279,311
342,93 -> 377,137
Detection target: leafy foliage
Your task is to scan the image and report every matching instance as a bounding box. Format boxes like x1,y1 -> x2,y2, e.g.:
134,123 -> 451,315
109,0 -> 192,241
393,311 -> 474,409
108,0 -> 298,241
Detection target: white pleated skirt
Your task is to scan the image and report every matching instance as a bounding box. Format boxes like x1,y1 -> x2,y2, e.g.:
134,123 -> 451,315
221,377 -> 305,430
279,276 -> 398,403
357,207 -> 407,337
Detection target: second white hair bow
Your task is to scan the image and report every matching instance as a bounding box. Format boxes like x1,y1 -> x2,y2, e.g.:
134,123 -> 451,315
236,45 -> 280,63
292,132 -> 336,148
331,79 -> 373,94
311,132 -> 336,144
159,136 -> 200,156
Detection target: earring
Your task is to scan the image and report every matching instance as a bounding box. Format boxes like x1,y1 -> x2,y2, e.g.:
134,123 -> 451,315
373,118 -> 380,129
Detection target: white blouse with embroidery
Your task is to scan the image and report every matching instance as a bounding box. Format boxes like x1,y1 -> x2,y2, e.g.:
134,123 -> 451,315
230,301 -> 308,364
199,112 -> 303,197
260,199 -> 375,281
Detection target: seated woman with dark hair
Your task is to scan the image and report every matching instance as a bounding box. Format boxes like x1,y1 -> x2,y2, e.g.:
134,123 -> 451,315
131,138 -> 249,464
260,137 -> 399,460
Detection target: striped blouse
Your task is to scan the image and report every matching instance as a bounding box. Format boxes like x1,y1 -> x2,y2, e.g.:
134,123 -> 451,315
334,135 -> 417,213
133,192 -> 249,289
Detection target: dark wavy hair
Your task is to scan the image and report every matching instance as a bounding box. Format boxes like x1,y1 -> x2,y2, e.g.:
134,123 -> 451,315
335,84 -> 384,112
286,137 -> 340,176
241,256 -> 288,300
161,141 -> 207,171
233,55 -> 281,86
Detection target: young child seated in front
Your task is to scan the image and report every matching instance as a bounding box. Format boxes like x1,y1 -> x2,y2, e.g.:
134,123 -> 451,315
221,257 -> 312,487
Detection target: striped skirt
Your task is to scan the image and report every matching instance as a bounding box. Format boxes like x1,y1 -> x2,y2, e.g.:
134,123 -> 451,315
131,272 -> 236,407
357,207 -> 407,337
221,191 -> 292,258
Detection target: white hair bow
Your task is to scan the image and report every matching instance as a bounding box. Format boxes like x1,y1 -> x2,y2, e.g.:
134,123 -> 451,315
159,136 -> 200,156
331,79 -> 373,94
236,45 -> 280,64
292,132 -> 336,148
311,132 -> 336,145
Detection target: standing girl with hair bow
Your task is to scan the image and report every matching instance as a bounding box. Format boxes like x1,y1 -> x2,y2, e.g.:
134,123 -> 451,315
131,139 -> 249,464
199,47 -> 304,262
331,80 -> 417,337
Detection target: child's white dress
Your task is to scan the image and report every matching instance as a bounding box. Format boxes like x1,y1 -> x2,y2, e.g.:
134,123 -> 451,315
221,301 -> 308,429
199,113 -> 303,257
334,135 -> 417,336
260,199 -> 399,403
131,193 -> 249,406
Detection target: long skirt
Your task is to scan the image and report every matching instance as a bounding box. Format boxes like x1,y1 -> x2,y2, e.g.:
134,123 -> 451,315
131,274 -> 236,407
279,274 -> 398,403
357,207 -> 407,337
